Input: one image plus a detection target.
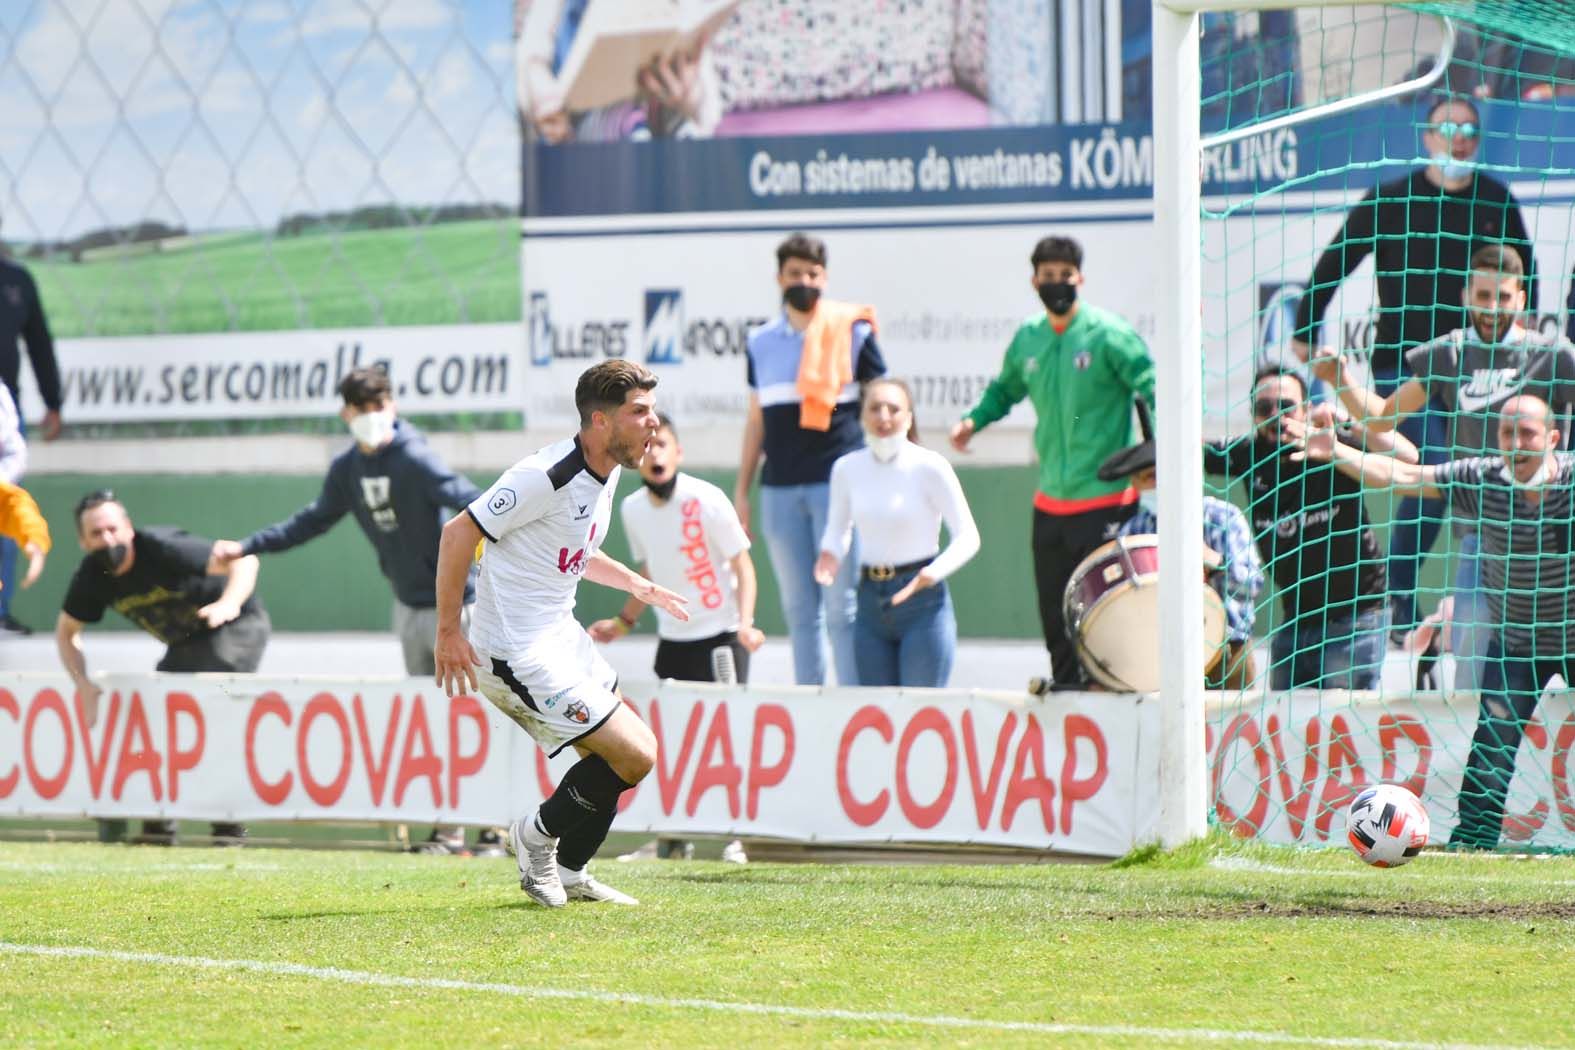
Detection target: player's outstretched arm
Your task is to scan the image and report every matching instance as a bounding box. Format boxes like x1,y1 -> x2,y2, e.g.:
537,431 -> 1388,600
434,512 -> 482,696
586,550 -> 690,622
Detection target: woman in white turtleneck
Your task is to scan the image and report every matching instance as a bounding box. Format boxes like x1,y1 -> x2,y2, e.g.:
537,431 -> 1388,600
813,378 -> 980,687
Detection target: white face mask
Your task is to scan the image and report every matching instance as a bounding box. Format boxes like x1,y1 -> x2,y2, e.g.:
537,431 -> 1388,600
348,408 -> 396,448
865,431 -> 907,462
1505,454 -> 1554,490
1138,489 -> 1159,516
1431,152 -> 1473,181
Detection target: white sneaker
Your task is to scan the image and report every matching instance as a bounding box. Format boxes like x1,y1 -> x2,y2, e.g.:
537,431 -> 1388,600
721,839 -> 748,864
616,839 -> 661,862
563,872 -> 639,906
507,817 -> 566,908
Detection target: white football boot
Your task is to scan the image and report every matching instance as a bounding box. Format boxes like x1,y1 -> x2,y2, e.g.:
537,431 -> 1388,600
562,869 -> 639,906
507,817 -> 566,908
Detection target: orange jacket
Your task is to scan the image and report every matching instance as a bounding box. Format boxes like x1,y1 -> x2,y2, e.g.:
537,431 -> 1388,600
0,482 -> 48,591
796,300 -> 878,431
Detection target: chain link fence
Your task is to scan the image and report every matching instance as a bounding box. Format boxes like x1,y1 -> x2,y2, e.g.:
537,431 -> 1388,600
0,0 -> 519,434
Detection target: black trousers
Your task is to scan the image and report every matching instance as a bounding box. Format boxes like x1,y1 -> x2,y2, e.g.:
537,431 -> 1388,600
1451,639 -> 1571,850
655,630 -> 750,684
1032,504 -> 1135,686
156,610 -> 271,673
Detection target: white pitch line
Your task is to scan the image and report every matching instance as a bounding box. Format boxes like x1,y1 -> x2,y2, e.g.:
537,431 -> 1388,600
0,942 -> 1551,1050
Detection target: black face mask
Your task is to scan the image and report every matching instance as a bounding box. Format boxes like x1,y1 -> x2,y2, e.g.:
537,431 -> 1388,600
1037,280 -> 1077,315
783,284 -> 821,312
643,474 -> 678,501
91,543 -> 128,575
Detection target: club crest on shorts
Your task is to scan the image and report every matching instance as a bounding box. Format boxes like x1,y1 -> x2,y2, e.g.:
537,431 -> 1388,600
564,700 -> 590,724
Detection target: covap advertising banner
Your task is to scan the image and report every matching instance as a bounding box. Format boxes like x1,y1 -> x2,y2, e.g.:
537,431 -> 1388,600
0,673 -> 1154,857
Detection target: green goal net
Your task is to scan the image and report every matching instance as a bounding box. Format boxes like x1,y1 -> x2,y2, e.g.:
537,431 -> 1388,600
1198,1 -> 1575,853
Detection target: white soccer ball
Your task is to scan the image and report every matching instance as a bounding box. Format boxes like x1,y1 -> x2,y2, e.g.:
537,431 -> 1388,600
1346,783 -> 1430,868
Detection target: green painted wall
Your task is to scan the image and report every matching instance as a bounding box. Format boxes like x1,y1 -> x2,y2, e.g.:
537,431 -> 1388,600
14,468 -> 1044,639
13,468 -> 1460,641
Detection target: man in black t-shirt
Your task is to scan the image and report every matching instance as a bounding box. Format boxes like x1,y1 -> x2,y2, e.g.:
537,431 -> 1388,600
1206,370 -> 1415,689
55,491 -> 269,845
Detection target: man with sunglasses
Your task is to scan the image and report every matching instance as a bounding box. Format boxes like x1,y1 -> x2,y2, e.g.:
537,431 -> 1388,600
1206,370 -> 1416,690
56,490 -> 268,845
1290,95 -> 1537,642
1313,244 -> 1575,690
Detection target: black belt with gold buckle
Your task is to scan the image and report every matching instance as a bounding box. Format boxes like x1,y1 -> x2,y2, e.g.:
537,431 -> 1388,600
861,558 -> 931,582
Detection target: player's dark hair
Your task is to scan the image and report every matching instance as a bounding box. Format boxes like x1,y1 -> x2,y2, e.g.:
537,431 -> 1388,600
862,376 -> 920,443
74,488 -> 123,531
338,366 -> 392,408
576,360 -> 658,426
1469,242 -> 1524,283
655,412 -> 677,439
1425,93 -> 1480,128
1251,367 -> 1308,401
1030,235 -> 1082,270
776,232 -> 827,271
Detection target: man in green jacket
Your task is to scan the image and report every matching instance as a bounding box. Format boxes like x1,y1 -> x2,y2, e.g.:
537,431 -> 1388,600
951,235 -> 1155,689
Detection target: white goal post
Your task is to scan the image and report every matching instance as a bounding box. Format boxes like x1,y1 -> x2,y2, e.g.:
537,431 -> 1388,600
1148,0 -> 1455,847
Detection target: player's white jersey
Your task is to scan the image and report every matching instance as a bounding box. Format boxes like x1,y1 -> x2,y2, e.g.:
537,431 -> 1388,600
467,435 -> 619,656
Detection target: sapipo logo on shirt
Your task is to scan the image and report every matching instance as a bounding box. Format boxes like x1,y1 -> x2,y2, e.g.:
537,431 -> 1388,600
1073,351 -> 1092,371
2,285 -> 20,308
644,289 -> 684,365
679,498 -> 723,610
558,523 -> 597,576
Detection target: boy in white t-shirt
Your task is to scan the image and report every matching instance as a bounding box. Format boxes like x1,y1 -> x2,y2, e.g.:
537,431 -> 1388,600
590,415 -> 765,678
590,415 -> 762,865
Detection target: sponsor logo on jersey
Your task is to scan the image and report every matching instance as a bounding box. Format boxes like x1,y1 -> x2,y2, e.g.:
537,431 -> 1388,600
680,497 -> 724,610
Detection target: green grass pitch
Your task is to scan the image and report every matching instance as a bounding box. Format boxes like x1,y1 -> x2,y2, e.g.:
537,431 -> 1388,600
1,837 -> 1573,1048
29,220 -> 521,338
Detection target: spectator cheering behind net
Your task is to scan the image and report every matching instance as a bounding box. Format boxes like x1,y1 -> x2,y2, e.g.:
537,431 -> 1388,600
1313,244 -> 1575,690
1291,95 -> 1537,640
951,234 -> 1154,691
1289,394 -> 1575,851
736,233 -> 886,687
209,367 -> 503,858
57,491 -> 264,846
814,379 -> 980,688
1207,369 -> 1416,691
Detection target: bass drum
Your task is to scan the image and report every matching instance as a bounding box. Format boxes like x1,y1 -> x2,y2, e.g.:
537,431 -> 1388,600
1062,534 -> 1227,692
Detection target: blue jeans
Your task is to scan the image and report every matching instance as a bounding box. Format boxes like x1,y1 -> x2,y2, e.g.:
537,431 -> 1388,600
1448,531 -> 1492,693
1370,366 -> 1450,630
759,482 -> 859,686
1269,604 -> 1390,691
1451,637 -> 1571,849
854,570 -> 956,688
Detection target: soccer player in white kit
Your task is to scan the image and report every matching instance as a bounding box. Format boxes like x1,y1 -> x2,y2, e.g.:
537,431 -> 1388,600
433,361 -> 688,908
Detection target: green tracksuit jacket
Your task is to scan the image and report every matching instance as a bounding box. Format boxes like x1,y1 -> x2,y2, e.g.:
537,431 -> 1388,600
965,304 -> 1156,511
